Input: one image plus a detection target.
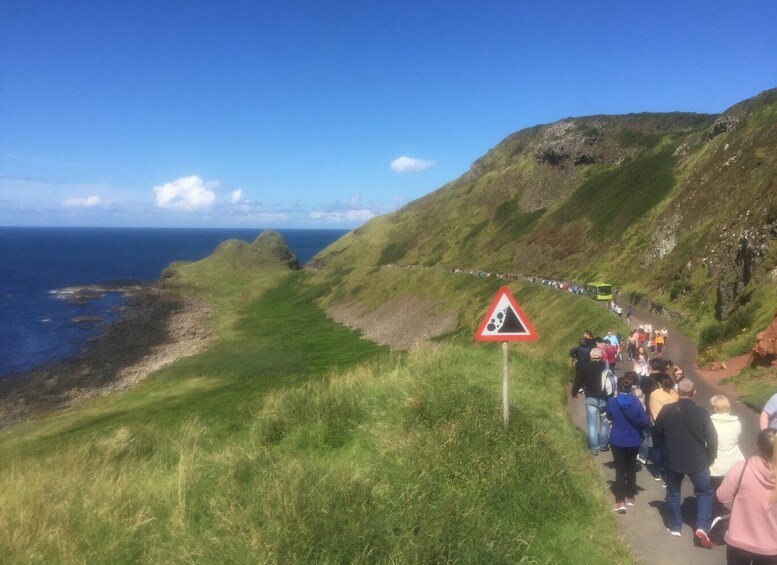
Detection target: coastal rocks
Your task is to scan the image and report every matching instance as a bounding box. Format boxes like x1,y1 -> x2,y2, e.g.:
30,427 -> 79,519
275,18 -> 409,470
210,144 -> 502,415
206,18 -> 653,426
751,313 -> 777,367
71,315 -> 102,324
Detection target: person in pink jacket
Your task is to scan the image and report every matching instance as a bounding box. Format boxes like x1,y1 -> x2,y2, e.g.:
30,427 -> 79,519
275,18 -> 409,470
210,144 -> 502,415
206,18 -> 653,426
716,429 -> 777,563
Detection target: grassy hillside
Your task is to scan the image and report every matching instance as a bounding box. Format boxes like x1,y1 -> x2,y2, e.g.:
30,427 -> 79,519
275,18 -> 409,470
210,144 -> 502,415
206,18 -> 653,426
312,88 -> 777,361
0,235 -> 634,563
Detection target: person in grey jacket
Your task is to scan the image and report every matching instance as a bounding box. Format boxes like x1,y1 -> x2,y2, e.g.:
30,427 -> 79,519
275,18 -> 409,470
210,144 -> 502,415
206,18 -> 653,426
654,378 -> 718,548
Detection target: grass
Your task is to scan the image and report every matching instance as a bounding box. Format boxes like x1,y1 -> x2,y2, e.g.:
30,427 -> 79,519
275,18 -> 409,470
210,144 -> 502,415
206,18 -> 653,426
0,264 -> 634,563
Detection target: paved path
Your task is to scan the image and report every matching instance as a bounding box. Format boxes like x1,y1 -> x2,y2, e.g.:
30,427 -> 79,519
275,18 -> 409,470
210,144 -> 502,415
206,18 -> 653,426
567,306 -> 760,564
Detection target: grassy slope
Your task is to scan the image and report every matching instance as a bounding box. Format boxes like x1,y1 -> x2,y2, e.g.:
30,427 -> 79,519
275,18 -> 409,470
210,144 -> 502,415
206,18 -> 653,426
313,89 -> 777,368
0,253 -> 633,563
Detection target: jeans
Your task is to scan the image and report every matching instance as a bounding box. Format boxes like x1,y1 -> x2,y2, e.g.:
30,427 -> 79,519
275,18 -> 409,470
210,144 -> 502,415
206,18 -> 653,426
665,467 -> 713,533
639,426 -> 651,461
585,396 -> 610,454
651,429 -> 666,478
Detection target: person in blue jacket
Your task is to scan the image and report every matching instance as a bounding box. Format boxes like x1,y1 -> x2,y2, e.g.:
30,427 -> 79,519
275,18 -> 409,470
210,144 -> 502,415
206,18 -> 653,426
607,371 -> 651,513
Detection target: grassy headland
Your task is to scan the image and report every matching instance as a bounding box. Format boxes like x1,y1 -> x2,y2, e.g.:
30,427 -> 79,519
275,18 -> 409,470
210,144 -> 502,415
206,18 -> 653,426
0,233 -> 634,563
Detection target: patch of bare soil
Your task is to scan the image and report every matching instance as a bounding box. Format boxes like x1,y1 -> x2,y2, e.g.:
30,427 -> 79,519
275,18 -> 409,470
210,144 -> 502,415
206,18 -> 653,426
327,294 -> 459,350
0,286 -> 213,429
694,353 -> 751,401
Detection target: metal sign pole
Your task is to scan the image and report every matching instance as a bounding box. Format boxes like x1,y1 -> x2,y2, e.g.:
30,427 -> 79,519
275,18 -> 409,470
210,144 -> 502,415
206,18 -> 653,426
502,341 -> 509,429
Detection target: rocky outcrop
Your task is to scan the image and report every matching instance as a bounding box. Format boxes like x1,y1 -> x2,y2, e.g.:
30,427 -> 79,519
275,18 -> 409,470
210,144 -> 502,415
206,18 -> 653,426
751,313 -> 777,367
705,115 -> 742,142
534,134 -> 598,166
710,212 -> 777,320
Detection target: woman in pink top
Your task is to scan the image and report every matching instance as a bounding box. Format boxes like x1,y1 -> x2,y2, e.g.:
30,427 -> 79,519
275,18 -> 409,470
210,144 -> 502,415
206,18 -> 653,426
717,429 -> 777,563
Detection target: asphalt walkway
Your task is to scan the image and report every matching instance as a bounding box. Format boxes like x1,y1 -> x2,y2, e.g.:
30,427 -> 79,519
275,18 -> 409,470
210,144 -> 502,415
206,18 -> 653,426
567,306 -> 760,565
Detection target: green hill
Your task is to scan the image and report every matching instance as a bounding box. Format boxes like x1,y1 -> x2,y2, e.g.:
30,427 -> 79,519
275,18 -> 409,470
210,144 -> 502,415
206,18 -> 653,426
312,88 -> 777,359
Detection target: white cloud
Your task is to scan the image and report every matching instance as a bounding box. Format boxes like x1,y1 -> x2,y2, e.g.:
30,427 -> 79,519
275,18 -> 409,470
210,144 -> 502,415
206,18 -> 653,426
390,156 -> 434,174
309,209 -> 376,223
230,188 -> 243,204
153,176 -> 217,212
63,195 -> 103,208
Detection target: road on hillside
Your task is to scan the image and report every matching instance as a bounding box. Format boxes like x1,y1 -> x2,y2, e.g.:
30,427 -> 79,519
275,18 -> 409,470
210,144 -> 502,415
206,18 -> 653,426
567,305 -> 761,565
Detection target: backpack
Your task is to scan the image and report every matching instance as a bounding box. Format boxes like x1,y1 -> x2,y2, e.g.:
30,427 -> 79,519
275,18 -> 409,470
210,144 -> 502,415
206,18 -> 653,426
601,369 -> 617,397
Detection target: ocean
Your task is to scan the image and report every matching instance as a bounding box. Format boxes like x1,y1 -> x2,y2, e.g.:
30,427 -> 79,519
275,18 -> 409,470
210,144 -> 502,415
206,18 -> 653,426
0,227 -> 348,376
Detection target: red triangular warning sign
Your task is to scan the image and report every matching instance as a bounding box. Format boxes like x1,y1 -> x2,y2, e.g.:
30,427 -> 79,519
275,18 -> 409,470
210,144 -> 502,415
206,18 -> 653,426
475,286 -> 538,342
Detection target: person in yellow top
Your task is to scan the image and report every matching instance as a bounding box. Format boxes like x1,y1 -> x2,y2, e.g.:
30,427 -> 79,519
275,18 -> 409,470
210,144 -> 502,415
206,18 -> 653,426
649,374 -> 679,482
655,331 -> 665,355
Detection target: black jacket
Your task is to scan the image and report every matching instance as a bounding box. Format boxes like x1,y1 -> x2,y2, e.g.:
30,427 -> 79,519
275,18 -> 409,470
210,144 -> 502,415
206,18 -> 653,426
654,398 -> 718,474
571,359 -> 605,399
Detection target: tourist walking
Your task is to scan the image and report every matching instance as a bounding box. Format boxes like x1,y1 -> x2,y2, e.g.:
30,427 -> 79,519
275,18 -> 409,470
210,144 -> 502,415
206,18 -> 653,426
649,373 -> 679,483
606,372 -> 651,513
716,429 -> 777,563
571,346 -> 611,456
654,378 -> 718,547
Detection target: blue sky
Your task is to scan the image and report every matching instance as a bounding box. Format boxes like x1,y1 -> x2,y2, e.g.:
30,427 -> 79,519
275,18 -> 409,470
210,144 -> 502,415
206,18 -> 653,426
1,1 -> 776,229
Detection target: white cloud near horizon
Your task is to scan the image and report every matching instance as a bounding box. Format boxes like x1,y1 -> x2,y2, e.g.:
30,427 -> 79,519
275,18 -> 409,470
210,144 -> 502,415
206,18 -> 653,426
62,195 -> 104,208
153,176 -> 217,212
309,209 -> 376,223
390,156 -> 434,174
230,188 -> 243,204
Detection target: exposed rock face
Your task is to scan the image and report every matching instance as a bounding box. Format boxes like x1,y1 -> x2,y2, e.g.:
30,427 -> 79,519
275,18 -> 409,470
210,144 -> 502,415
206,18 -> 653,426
752,313 -> 777,367
705,115 -> 742,142
711,213 -> 777,320
534,134 -> 598,166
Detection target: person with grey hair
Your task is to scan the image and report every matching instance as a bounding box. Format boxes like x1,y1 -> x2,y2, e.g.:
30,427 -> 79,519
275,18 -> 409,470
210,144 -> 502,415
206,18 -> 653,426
654,378 -> 719,548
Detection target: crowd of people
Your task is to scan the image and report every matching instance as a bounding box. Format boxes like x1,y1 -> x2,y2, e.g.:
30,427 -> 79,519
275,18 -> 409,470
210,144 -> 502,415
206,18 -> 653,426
570,326 -> 777,561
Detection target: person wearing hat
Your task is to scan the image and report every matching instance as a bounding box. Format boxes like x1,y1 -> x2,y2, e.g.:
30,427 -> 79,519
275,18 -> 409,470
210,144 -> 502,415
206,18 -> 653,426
572,344 -> 611,455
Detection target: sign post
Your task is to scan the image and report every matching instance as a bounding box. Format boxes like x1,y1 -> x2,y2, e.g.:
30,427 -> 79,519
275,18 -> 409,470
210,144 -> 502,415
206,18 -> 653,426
474,286 -> 537,429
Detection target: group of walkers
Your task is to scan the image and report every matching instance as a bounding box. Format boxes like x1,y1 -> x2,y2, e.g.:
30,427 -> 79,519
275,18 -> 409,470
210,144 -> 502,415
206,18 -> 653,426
570,327 -> 777,562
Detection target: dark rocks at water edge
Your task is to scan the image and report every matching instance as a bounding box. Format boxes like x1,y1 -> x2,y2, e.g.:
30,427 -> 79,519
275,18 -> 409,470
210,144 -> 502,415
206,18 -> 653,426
50,283 -> 146,305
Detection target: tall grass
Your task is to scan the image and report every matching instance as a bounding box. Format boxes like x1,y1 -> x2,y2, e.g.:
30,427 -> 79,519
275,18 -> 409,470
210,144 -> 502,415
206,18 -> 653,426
0,269 -> 632,563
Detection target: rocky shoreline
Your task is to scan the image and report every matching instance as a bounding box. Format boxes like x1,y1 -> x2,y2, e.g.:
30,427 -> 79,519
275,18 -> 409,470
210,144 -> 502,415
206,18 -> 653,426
0,284 -> 212,430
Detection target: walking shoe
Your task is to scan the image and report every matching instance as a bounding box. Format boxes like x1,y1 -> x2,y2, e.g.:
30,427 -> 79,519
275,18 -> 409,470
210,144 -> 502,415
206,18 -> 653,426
695,529 -> 714,549
600,445 -> 610,452
636,456 -> 647,465
625,497 -> 635,506
667,529 -> 682,537
710,515 -> 728,531
652,474 -> 662,481
612,501 -> 626,513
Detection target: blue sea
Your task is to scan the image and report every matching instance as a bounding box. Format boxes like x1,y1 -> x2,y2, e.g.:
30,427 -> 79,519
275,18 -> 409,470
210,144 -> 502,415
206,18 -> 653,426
0,227 -> 348,376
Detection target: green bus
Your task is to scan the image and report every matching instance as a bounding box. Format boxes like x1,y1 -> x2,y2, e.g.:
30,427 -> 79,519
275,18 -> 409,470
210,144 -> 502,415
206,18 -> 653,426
586,282 -> 613,301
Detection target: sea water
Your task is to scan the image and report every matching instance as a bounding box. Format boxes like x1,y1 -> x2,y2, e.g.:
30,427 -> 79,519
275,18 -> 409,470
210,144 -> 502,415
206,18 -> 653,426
0,227 -> 348,375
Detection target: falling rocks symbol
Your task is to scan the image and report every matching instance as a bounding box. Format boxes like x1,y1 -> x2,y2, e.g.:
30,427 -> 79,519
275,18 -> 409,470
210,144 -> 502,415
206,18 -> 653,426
487,306 -> 526,334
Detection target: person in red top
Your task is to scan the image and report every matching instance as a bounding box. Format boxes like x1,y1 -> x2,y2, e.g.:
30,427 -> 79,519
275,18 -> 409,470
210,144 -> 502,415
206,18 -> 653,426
602,337 -> 619,372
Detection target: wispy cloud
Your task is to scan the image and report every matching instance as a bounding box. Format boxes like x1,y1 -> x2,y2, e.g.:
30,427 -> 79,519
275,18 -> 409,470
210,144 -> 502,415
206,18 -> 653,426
390,156 -> 434,174
63,195 -> 104,208
153,176 -> 217,212
230,188 -> 243,204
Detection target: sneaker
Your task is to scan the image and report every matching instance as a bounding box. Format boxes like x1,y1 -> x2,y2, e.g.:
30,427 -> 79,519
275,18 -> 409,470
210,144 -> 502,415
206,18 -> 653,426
662,481 -> 666,488
636,456 -> 647,465
600,445 -> 610,452
652,474 -> 662,481
710,515 -> 728,531
667,528 -> 682,537
695,529 -> 714,549
625,497 -> 635,506
612,501 -> 626,513
591,450 -> 599,456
